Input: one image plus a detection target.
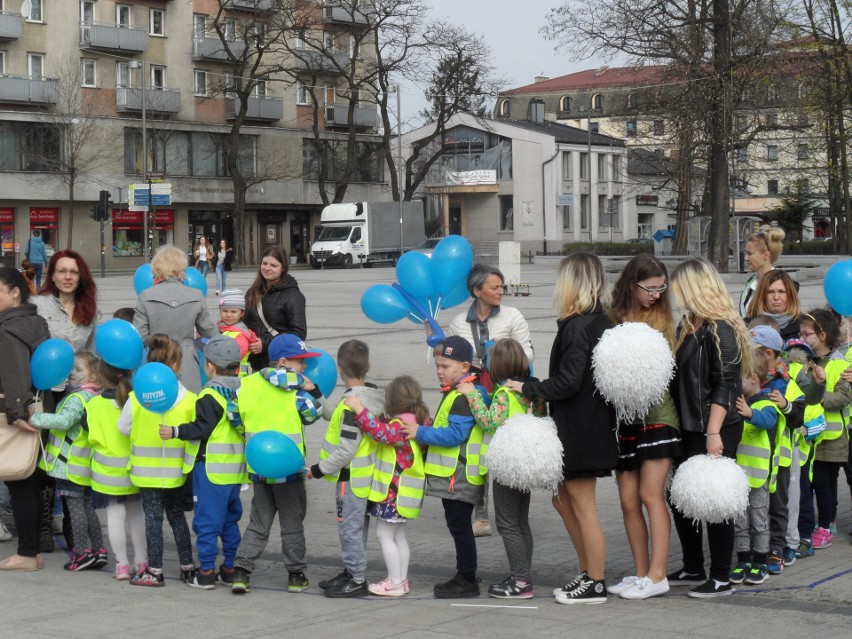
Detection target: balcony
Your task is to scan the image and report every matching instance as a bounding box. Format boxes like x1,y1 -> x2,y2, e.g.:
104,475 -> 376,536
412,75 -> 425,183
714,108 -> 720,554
323,4 -> 370,25
192,37 -> 246,62
225,95 -> 283,121
0,11 -> 23,40
116,87 -> 181,115
0,76 -> 59,105
292,50 -> 349,74
225,0 -> 274,10
79,22 -> 147,53
325,103 -> 377,129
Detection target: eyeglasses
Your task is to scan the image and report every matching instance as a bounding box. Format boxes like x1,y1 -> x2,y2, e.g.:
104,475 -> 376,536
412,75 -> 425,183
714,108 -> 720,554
55,269 -> 80,277
800,331 -> 817,339
636,282 -> 667,295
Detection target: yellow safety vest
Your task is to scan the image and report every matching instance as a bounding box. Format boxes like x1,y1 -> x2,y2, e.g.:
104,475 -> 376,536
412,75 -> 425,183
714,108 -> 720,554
819,359 -> 849,442
39,391 -> 92,483
367,417 -> 425,519
129,390 -> 198,489
736,398 -> 774,489
423,389 -> 488,485
86,396 -> 137,496
201,388 -> 248,485
220,327 -> 252,377
239,372 -> 303,484
319,400 -> 377,497
785,364 -> 824,465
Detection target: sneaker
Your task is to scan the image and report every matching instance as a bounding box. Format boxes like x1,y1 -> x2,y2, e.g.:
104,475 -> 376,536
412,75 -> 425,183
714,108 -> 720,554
187,568 -> 217,590
217,566 -> 234,586
608,575 -> 640,596
472,520 -> 492,537
231,568 -> 250,594
434,573 -> 480,599
729,563 -> 751,584
40,531 -> 55,553
552,571 -> 588,597
813,527 -> 833,549
288,571 -> 309,593
766,553 -> 784,575
400,579 -> 410,594
744,564 -> 769,585
114,564 -> 131,581
91,548 -> 108,570
135,561 -> 149,575
129,567 -> 165,587
554,577 -> 607,605
325,576 -> 367,597
180,565 -> 197,583
666,568 -> 707,586
0,521 -> 12,542
368,578 -> 407,597
795,538 -> 815,558
829,521 -> 838,538
782,547 -> 797,566
52,515 -> 64,535
64,548 -> 97,571
688,579 -> 733,598
619,577 -> 670,600
319,568 -> 351,590
487,576 -> 534,599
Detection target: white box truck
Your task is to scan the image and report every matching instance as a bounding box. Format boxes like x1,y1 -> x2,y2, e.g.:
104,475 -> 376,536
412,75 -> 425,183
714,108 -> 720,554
310,201 -> 425,268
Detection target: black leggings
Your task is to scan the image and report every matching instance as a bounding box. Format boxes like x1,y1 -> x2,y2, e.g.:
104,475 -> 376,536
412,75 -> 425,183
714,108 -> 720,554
6,469 -> 43,557
442,499 -> 476,581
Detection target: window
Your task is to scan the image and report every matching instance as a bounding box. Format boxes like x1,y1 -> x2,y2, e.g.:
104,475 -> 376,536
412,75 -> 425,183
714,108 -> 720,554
562,203 -> 571,230
223,18 -> 236,42
626,120 -> 637,137
612,155 -> 621,181
499,100 -> 511,117
253,23 -> 265,47
765,113 -> 778,127
598,195 -> 608,228
255,81 -> 267,98
736,115 -> 748,131
653,120 -> 665,136
193,14 -> 206,39
80,1 -> 94,24
116,4 -> 130,27
349,34 -> 358,58
767,84 -> 780,104
559,95 -> 572,112
561,151 -> 571,180
499,195 -> 513,231
579,152 -> 589,180
0,52 -> 4,75
580,194 -> 589,230
149,9 -> 164,36
797,144 -> 809,160
597,154 -> 606,181
28,0 -> 43,22
224,72 -> 236,97
150,65 -> 164,90
296,80 -> 308,105
767,179 -> 779,195
81,58 -> 95,87
611,195 -> 621,230
626,92 -> 635,109
766,145 -> 779,161
323,31 -> 334,52
589,122 -> 599,133
736,146 -> 748,162
591,93 -> 603,110
302,140 -> 384,183
294,32 -> 305,50
0,122 -> 62,171
797,113 -> 809,127
27,53 -> 43,79
116,61 -> 130,88
194,70 -> 207,96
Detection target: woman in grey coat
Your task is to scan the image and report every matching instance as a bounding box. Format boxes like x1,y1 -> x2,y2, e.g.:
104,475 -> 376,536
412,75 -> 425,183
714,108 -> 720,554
133,245 -> 214,393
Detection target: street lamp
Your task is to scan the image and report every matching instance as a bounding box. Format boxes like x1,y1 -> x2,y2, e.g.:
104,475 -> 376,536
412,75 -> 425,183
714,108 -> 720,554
389,85 -> 404,257
128,60 -> 150,262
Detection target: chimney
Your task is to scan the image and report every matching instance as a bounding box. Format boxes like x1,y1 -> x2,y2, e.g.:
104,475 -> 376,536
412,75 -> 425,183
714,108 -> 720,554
534,75 -> 550,84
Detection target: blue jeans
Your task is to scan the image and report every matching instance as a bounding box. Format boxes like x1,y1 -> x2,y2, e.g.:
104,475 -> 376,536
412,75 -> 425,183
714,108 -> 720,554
197,260 -> 209,277
215,263 -> 226,292
335,480 -> 370,580
33,262 -> 43,289
192,461 -> 242,571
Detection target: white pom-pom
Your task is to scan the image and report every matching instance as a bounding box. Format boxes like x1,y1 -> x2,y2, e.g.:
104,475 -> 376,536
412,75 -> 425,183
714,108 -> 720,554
670,455 -> 749,524
592,322 -> 675,424
484,414 -> 563,492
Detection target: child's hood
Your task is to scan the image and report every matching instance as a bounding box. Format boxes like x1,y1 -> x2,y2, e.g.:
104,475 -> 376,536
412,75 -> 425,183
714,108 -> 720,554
206,375 -> 241,393
345,385 -> 384,415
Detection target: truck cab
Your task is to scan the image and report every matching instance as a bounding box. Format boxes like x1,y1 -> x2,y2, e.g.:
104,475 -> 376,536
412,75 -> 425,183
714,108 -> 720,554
310,223 -> 363,268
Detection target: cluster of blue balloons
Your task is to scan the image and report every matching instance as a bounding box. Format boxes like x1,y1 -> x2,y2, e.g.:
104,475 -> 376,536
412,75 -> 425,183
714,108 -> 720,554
245,431 -> 305,479
824,259 -> 852,317
133,263 -> 208,297
360,236 -> 474,346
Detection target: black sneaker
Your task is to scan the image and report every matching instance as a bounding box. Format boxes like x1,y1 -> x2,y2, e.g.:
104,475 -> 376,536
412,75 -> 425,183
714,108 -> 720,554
324,577 -> 369,598
319,568 -> 352,590
552,571 -> 588,597
217,566 -> 234,586
180,566 -> 197,584
288,571 -> 309,593
488,576 -> 534,599
91,548 -> 109,570
554,577 -> 607,604
434,574 -> 480,599
231,567 -> 250,594
187,568 -> 217,590
666,568 -> 707,586
40,532 -> 55,554
687,579 -> 733,598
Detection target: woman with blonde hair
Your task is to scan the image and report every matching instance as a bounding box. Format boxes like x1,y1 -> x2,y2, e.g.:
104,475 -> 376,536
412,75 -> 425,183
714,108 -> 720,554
667,257 -> 752,598
739,226 -> 785,317
132,245 -> 214,393
507,251 -> 617,604
746,270 -> 802,341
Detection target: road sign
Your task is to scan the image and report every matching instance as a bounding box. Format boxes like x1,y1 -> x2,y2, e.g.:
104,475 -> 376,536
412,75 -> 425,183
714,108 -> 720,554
145,172 -> 164,182
129,183 -> 172,207
556,193 -> 575,206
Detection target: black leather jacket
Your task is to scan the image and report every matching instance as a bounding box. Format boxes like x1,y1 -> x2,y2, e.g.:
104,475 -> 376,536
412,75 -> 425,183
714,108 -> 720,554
671,319 -> 743,434
244,274 -> 307,370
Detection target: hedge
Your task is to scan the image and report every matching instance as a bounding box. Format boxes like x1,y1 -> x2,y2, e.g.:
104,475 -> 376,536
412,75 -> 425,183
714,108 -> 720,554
561,241 -> 654,256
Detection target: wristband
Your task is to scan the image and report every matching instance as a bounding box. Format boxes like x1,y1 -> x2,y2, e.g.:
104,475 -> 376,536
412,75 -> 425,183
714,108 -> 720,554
705,432 -> 721,438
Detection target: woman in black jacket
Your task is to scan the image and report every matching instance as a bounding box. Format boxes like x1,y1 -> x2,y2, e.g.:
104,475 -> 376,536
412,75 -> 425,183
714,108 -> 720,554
667,258 -> 753,598
244,246 -> 307,372
507,252 -> 617,605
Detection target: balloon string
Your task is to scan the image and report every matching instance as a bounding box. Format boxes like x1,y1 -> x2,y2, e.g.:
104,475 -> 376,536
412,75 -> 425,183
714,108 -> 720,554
434,296 -> 443,319
427,299 -> 434,317
161,419 -> 166,490
407,311 -> 425,323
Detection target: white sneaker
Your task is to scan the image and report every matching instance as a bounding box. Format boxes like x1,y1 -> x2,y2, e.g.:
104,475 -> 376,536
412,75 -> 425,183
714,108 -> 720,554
0,521 -> 12,542
607,575 -> 640,595
620,577 -> 670,600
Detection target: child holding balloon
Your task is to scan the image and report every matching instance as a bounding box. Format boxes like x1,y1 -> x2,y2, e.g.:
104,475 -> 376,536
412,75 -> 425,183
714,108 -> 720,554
31,351 -> 105,572
120,335 -> 198,587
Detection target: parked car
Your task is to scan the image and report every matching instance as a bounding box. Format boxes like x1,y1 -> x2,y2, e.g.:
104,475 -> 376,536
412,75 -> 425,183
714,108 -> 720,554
408,237 -> 441,258
627,237 -> 653,245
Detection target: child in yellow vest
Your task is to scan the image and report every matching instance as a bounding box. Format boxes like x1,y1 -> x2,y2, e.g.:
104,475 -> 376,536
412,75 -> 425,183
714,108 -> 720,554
31,352 -> 103,572
306,339 -> 384,598
216,289 -> 258,377
83,359 -> 147,581
121,335 -> 198,587
344,375 -> 430,597
159,335 -> 245,589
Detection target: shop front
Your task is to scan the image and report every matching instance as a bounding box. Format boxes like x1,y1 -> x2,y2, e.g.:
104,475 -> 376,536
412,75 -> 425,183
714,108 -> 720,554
112,209 -> 175,258
0,208 -> 14,267
29,207 -> 58,256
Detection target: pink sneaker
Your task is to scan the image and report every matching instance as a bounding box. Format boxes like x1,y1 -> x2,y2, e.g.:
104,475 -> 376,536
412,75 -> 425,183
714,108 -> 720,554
813,527 -> 833,549
114,564 -> 131,581
368,578 -> 406,597
401,579 -> 410,594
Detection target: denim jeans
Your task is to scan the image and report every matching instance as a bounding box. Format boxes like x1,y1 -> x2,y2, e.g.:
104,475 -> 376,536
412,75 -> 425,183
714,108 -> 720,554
215,263 -> 226,292
335,480 -> 370,580
33,262 -> 43,290
197,260 -> 209,277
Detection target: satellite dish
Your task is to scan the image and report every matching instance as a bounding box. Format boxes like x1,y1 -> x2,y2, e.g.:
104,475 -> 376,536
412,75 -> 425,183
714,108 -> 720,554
20,0 -> 32,19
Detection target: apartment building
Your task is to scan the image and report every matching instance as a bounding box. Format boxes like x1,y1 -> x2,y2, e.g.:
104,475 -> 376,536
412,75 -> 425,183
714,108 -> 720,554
0,0 -> 388,269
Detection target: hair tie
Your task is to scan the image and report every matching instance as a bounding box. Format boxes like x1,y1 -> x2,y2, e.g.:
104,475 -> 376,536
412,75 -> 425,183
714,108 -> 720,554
116,374 -> 124,380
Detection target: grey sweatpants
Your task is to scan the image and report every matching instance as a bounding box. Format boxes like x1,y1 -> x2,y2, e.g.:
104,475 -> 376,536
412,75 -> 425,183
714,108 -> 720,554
493,481 -> 533,581
769,465 -> 790,553
234,480 -> 307,574
335,480 -> 370,580
787,446 -> 802,548
735,484 -> 770,555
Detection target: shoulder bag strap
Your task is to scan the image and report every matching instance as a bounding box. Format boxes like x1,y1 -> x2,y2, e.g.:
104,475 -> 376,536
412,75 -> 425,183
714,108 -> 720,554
256,300 -> 279,338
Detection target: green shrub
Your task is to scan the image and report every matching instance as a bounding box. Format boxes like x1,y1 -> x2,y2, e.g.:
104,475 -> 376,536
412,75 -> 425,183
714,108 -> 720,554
783,240 -> 844,255
561,241 -> 654,256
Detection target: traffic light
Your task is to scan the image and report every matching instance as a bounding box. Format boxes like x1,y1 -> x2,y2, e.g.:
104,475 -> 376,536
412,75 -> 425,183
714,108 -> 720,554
97,190 -> 111,221
89,205 -> 99,221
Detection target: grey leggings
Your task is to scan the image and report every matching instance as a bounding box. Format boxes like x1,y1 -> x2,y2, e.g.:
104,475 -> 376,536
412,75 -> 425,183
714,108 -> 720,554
493,481 -> 533,581
140,487 -> 194,569
65,492 -> 104,552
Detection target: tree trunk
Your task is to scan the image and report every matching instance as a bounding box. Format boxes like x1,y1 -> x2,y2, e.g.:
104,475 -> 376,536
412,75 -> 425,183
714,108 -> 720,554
67,178 -> 75,249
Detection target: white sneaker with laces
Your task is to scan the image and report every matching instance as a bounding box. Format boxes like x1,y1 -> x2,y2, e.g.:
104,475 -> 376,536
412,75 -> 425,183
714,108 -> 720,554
0,521 -> 12,542
619,577 -> 670,600
607,575 -> 639,595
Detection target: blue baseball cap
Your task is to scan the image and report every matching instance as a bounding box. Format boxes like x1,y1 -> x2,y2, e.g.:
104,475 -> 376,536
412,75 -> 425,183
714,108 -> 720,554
750,325 -> 783,352
269,334 -> 320,362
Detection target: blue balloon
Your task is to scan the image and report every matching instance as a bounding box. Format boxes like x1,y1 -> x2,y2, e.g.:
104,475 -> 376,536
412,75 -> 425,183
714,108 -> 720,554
183,266 -> 208,297
133,362 -> 178,414
133,264 -> 154,295
441,276 -> 472,310
824,259 -> 852,316
396,251 -> 435,303
31,338 -> 75,391
246,431 -> 305,479
95,319 -> 144,370
303,348 -> 337,398
430,235 -> 474,296
361,284 -> 410,324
